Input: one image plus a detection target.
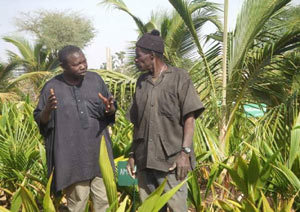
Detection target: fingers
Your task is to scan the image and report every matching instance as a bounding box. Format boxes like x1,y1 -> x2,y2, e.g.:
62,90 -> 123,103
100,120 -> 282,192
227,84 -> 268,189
176,166 -> 188,181
98,93 -> 115,113
126,165 -> 135,178
108,96 -> 114,104
50,88 -> 54,95
48,88 -> 57,110
98,92 -> 109,112
127,158 -> 136,179
98,92 -> 107,102
168,163 -> 176,171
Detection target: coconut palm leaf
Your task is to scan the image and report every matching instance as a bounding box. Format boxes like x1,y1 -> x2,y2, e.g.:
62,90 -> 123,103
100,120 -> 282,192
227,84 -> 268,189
226,29 -> 300,149
99,0 -> 147,34
230,0 -> 291,71
0,62 -> 20,102
3,37 -> 34,63
0,102 -> 45,192
93,69 -> 136,108
289,112 -> 300,169
8,71 -> 55,89
168,0 -> 221,99
3,36 -> 59,73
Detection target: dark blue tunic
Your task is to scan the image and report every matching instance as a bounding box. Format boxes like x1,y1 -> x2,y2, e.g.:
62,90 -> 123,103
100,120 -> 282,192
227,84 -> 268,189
34,71 -> 115,192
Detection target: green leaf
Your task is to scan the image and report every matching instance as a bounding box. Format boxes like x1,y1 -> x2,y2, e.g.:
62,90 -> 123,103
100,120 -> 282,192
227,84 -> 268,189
244,199 -> 259,212
260,191 -> 274,212
10,189 -> 22,212
43,172 -> 55,212
236,157 -> 248,183
153,176 -> 190,212
0,206 -> 11,212
276,163 -> 300,190
105,199 -> 119,212
228,168 -> 248,196
259,150 -> 280,183
279,194 -> 295,212
116,195 -> 129,212
137,178 -> 167,212
19,185 -> 39,212
99,0 -> 147,34
231,0 -> 290,70
187,171 -> 201,210
205,163 -> 222,198
288,112 -> 300,168
99,136 -> 118,212
248,152 -> 260,185
217,200 -> 234,212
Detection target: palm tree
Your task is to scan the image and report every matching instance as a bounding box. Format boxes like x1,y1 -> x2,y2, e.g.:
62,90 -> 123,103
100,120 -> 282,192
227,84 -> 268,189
3,36 -> 60,100
100,0 -> 221,65
0,62 -> 19,102
3,36 -> 59,73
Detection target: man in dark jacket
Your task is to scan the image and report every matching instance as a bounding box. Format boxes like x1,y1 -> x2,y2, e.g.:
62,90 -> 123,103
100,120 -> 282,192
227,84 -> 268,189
34,45 -> 116,212
126,30 -> 204,212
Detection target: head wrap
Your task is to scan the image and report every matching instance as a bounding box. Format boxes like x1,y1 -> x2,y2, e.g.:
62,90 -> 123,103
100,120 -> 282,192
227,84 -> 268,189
136,30 -> 164,54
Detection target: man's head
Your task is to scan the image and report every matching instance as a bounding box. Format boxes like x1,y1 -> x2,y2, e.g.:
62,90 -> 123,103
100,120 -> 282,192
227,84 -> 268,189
58,45 -> 87,79
135,30 -> 164,71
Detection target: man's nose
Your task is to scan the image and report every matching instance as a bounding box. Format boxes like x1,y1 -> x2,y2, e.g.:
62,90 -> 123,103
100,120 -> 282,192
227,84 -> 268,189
79,64 -> 85,69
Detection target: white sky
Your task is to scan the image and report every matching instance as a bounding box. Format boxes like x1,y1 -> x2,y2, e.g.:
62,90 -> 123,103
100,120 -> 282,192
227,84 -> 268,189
0,0 -> 299,68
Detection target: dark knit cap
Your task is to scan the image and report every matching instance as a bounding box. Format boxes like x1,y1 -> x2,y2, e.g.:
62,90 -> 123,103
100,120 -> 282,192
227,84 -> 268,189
136,29 -> 164,54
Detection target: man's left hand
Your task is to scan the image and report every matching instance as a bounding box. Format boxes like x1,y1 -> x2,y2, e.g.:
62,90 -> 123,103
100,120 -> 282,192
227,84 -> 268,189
98,92 -> 116,115
169,152 -> 191,181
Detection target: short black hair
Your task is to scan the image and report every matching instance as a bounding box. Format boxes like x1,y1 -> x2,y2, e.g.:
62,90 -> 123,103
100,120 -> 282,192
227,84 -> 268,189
58,45 -> 83,65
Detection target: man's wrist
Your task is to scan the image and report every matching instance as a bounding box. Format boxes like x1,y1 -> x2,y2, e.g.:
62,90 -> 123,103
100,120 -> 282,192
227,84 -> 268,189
40,108 -> 51,124
128,151 -> 134,158
181,146 -> 191,154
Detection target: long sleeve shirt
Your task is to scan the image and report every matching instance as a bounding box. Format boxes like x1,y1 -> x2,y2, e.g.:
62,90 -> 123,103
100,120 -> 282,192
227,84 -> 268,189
34,71 -> 116,192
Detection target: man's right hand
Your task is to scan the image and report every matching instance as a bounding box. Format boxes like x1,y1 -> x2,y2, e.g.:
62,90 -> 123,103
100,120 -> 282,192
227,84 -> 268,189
126,157 -> 136,179
40,88 -> 57,124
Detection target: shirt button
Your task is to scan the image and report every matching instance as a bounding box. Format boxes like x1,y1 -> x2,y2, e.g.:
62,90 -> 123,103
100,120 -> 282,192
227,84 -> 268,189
80,111 -> 83,114
78,99 -> 81,102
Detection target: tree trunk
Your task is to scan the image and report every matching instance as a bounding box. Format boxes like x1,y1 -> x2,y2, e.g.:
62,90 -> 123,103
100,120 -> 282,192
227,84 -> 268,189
220,0 -> 229,156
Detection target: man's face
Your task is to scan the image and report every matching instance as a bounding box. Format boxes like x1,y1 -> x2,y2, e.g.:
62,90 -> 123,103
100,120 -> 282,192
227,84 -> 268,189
63,51 -> 88,78
135,47 -> 153,71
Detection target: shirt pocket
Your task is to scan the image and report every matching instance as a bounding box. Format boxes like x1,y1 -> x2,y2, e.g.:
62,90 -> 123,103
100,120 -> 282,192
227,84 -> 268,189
158,90 -> 179,120
86,96 -> 105,119
155,136 -> 179,163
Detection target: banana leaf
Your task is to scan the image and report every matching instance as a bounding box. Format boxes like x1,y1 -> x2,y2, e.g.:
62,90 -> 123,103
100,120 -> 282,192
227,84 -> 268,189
99,136 -> 118,212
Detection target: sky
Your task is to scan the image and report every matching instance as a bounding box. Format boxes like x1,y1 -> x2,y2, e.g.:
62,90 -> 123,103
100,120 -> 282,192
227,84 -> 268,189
0,0 -> 299,69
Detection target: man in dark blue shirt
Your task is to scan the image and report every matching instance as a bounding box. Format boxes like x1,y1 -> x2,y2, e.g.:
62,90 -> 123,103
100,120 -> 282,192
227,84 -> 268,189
34,45 -> 116,212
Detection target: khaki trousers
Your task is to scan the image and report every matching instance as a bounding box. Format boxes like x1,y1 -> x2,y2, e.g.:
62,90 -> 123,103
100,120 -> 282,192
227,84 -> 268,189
64,177 -> 108,212
137,169 -> 188,212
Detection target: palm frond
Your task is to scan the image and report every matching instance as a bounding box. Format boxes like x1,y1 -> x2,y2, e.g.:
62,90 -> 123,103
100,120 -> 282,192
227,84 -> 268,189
3,36 -> 34,63
99,0 -> 147,34
0,92 -> 20,102
169,0 -> 217,99
231,0 -> 291,70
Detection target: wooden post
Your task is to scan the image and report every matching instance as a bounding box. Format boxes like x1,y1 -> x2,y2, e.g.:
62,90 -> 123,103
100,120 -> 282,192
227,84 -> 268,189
106,47 -> 112,70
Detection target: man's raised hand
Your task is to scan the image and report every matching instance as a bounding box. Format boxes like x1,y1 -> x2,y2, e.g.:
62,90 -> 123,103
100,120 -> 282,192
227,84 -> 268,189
46,88 -> 57,112
98,92 -> 115,114
40,88 -> 57,124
